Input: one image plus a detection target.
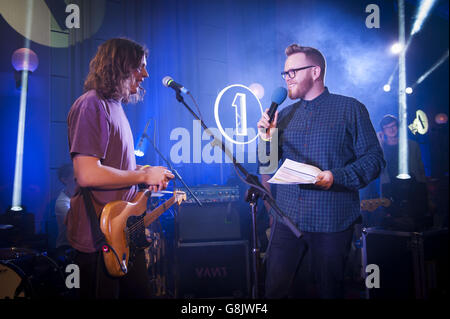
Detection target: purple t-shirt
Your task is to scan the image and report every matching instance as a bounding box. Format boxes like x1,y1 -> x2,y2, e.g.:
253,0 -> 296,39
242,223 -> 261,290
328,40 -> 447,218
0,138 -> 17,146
66,90 -> 138,252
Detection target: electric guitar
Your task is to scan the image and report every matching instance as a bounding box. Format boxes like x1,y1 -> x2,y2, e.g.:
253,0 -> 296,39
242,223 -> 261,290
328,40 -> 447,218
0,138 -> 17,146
100,189 -> 186,277
360,198 -> 391,212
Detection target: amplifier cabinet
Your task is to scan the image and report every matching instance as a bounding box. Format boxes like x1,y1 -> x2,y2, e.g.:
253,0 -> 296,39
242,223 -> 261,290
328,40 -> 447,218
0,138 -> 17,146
362,227 -> 448,299
175,240 -> 250,298
176,202 -> 242,242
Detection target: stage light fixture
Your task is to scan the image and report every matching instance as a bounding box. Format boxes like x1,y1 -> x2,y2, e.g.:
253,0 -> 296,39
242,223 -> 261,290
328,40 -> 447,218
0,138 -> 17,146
435,113 -> 448,125
11,48 -> 39,72
248,83 -> 265,100
11,48 -> 38,212
411,0 -> 437,35
134,118 -> 152,158
391,42 -> 404,54
416,50 -> 449,86
383,84 -> 391,92
397,0 -> 410,181
405,87 -> 413,94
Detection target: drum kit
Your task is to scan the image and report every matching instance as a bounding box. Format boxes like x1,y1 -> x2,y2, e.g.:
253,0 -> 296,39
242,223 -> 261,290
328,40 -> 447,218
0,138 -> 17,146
0,247 -> 74,299
0,191 -> 172,299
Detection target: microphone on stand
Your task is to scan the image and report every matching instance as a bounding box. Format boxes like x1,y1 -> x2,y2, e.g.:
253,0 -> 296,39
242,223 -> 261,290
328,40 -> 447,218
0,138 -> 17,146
135,118 -> 152,157
162,76 -> 189,94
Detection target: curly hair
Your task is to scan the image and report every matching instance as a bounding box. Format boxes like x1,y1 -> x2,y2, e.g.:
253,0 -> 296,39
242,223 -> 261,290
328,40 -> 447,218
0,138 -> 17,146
84,38 -> 148,103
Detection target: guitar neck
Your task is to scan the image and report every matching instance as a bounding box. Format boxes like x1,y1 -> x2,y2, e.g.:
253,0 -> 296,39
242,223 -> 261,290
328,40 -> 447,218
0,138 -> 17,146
143,195 -> 177,228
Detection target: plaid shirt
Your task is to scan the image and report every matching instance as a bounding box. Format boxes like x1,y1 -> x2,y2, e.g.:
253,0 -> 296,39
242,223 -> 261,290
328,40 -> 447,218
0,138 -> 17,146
259,87 -> 385,232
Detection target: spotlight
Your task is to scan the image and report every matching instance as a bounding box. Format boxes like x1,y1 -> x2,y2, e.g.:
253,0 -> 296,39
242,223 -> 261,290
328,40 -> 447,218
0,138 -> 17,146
390,42 -> 404,54
134,149 -> 145,157
416,50 -> 449,85
435,113 -> 448,125
383,84 -> 391,92
11,48 -> 39,72
411,0 -> 437,36
10,48 -> 38,213
405,87 -> 413,94
249,83 -> 265,100
134,118 -> 152,158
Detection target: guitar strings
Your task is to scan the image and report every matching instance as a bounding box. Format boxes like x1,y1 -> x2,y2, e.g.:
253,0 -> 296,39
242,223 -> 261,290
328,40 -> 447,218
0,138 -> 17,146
125,196 -> 177,239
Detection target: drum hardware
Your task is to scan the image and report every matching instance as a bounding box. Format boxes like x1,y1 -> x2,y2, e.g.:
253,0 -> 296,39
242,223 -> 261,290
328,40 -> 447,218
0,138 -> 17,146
0,247 -> 73,299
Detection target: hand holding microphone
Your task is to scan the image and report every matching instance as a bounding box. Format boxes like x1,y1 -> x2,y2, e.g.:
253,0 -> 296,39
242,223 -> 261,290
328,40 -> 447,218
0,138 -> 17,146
257,87 -> 287,140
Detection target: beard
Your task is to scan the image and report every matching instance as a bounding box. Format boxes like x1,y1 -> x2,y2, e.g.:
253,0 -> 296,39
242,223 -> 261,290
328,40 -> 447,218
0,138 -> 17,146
123,77 -> 145,104
127,85 -> 145,104
288,75 -> 314,100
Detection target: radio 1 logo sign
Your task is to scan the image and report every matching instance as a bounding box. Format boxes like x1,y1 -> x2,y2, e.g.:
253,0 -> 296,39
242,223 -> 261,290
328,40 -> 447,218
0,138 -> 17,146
214,84 -> 263,146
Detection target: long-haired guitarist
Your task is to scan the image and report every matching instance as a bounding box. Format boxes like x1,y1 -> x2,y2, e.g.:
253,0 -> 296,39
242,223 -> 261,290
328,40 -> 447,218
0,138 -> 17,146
66,38 -> 174,298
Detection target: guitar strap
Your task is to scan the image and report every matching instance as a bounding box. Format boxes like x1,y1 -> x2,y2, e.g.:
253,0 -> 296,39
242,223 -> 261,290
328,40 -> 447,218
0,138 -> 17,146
80,187 -> 107,250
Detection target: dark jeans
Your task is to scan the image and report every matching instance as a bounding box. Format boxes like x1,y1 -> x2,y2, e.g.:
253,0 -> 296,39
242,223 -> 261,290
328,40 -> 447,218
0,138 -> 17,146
74,249 -> 152,299
265,220 -> 355,299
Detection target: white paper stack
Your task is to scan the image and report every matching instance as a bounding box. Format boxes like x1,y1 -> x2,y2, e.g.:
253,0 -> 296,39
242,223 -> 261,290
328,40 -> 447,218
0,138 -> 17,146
267,159 -> 322,184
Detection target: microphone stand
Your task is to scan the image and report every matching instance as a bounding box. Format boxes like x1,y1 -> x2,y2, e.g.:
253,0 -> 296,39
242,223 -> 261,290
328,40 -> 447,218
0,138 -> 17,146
144,133 -> 202,207
173,90 -> 302,299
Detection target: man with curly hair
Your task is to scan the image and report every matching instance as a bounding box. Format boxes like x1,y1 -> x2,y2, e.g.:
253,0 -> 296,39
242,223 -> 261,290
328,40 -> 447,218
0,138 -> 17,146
67,38 -> 174,298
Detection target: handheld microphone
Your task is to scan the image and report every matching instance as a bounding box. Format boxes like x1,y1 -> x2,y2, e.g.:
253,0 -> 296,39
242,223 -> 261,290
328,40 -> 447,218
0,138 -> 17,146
162,76 -> 189,94
266,87 -> 287,131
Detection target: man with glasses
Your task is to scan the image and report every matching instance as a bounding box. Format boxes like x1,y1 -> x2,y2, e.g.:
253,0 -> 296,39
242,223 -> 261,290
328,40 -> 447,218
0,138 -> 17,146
257,44 -> 385,298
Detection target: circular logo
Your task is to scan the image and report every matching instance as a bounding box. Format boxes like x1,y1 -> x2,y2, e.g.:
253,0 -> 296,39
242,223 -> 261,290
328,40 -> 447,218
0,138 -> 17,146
214,84 -> 263,145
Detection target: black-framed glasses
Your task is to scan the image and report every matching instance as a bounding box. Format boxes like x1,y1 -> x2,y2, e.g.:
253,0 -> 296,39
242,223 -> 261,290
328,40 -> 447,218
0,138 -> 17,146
281,65 -> 316,79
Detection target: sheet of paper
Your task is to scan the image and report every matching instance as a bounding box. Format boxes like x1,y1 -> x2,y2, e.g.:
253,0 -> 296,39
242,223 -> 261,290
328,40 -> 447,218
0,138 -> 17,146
267,159 -> 322,184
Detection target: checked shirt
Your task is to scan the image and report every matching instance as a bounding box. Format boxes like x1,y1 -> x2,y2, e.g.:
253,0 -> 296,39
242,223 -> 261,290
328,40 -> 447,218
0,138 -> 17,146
259,87 -> 385,232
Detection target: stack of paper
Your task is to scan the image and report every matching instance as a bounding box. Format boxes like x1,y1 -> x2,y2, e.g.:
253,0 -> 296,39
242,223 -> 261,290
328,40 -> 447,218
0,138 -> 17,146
267,159 -> 322,184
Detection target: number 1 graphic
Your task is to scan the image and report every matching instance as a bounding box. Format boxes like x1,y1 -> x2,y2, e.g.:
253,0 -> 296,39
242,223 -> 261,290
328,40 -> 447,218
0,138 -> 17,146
232,93 -> 248,136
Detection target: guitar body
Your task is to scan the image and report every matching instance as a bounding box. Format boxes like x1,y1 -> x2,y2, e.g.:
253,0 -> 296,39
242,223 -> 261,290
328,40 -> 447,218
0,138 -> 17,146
100,190 -> 186,277
100,191 -> 150,277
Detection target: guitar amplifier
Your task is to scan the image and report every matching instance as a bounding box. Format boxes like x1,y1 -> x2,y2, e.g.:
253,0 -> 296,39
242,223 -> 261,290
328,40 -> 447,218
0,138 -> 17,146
175,240 -> 250,298
176,185 -> 240,204
362,227 -> 448,299
176,201 -> 242,242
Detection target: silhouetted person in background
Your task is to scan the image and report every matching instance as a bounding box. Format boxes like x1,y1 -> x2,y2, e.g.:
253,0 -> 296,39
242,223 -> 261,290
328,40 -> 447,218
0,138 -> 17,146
377,114 -> 429,231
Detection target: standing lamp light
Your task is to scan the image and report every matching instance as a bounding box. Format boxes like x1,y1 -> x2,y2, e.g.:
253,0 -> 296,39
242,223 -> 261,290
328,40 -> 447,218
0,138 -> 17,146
10,48 -> 39,212
12,48 -> 39,88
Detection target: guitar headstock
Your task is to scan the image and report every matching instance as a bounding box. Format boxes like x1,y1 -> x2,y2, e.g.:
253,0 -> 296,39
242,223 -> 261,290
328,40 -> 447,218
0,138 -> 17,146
360,198 -> 392,212
174,190 -> 187,205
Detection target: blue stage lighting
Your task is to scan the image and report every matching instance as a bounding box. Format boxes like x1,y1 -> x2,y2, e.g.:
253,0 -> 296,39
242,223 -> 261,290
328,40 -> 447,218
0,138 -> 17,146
411,0 -> 437,35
